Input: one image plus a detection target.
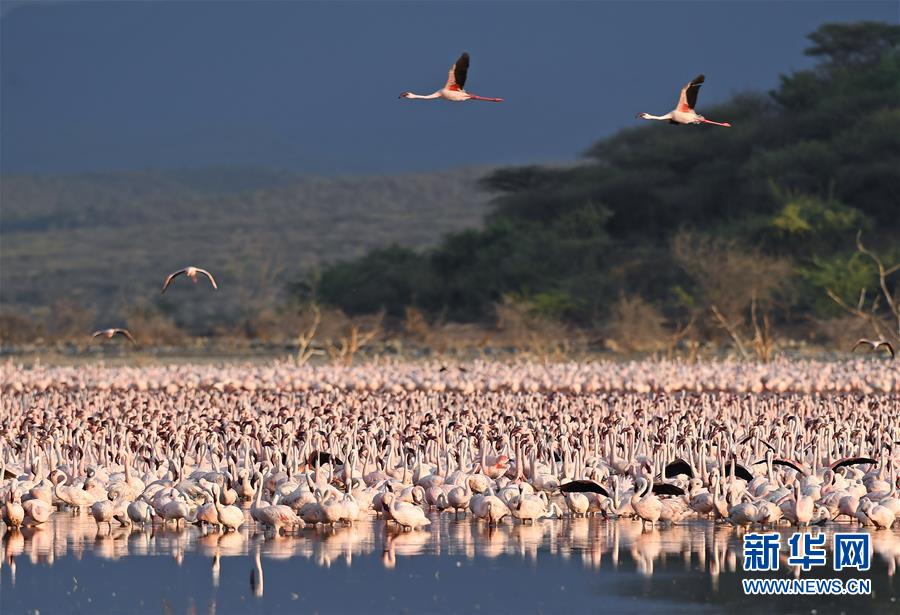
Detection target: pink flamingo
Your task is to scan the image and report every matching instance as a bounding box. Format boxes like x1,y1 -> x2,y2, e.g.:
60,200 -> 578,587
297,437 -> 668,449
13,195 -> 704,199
161,266 -> 218,294
91,328 -> 136,345
399,52 -> 503,102
636,74 -> 731,127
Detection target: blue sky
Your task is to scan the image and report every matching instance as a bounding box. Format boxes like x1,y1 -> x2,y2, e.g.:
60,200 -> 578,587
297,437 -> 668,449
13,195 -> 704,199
1,1 -> 896,175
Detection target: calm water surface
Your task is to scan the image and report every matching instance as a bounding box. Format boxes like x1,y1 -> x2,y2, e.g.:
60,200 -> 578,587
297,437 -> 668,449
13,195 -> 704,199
2,512 -> 899,614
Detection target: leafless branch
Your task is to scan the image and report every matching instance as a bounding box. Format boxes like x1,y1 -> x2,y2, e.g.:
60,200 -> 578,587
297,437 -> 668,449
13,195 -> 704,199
327,311 -> 384,366
665,314 -> 697,360
710,304 -> 750,360
750,293 -> 774,362
295,305 -> 323,365
826,287 -> 892,341
856,230 -> 900,338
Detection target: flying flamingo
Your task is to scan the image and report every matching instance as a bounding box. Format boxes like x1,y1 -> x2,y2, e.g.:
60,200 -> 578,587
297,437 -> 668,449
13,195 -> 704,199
161,266 -> 218,294
636,74 -> 731,127
91,328 -> 136,345
399,52 -> 503,102
852,338 -> 895,359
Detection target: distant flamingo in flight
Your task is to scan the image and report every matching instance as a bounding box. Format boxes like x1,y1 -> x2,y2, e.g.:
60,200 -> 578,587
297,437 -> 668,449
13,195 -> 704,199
636,74 -> 731,127
852,338 -> 895,359
161,266 -> 218,294
399,52 -> 503,103
91,328 -> 136,345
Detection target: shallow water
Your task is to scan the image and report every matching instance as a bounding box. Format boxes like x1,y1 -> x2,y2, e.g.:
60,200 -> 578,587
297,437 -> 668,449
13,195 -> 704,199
3,512 -> 899,614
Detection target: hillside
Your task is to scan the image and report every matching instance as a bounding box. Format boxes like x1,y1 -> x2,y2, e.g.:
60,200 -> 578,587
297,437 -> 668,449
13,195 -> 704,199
0,167 -> 493,330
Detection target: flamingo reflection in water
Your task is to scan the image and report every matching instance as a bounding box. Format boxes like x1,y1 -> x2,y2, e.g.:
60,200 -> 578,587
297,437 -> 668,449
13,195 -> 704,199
382,526 -> 431,569
250,547 -> 264,598
3,513 -> 900,585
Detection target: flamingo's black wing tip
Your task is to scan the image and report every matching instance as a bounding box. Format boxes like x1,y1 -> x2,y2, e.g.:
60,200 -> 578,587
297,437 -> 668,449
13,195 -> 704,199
831,457 -> 878,470
771,459 -> 805,474
664,459 -> 694,479
651,482 -> 686,496
560,480 -> 609,497
725,463 -> 754,482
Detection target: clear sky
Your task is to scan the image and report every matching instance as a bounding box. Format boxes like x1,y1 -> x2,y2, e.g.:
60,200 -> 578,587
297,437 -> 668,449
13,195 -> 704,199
1,1 -> 896,176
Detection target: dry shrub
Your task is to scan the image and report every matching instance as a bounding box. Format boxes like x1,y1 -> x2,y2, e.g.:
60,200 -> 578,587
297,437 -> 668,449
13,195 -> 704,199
234,309 -> 283,342
0,311 -> 44,345
126,304 -> 188,347
672,230 -> 791,359
403,307 -> 432,344
672,230 -> 792,322
430,322 -> 493,354
810,315 -> 876,350
493,295 -> 571,357
401,306 -> 480,354
44,298 -> 96,342
314,306 -> 354,342
604,294 -> 667,354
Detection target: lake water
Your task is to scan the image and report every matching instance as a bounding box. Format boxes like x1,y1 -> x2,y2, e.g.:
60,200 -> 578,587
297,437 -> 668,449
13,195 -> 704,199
3,512 -> 899,614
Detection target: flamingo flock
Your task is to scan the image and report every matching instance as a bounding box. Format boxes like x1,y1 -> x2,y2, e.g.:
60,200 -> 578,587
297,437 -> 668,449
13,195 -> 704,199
3,358 -> 896,395
397,52 -> 727,126
1,360 -> 898,543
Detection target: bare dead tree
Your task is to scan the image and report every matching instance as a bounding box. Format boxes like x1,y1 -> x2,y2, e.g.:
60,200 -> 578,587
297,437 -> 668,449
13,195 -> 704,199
295,305 -> 323,365
825,288 -> 891,340
605,294 -> 667,355
711,304 -> 751,360
856,231 -> 900,339
664,314 -> 697,360
711,293 -> 777,362
826,231 -> 900,344
327,311 -> 384,366
494,295 -> 569,359
750,293 -> 774,362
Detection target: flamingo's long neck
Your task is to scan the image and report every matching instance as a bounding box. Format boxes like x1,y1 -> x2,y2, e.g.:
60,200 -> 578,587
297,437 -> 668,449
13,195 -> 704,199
54,475 -> 67,500
213,488 -> 226,522
406,92 -> 442,99
640,113 -> 672,121
252,478 -> 263,513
